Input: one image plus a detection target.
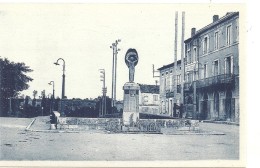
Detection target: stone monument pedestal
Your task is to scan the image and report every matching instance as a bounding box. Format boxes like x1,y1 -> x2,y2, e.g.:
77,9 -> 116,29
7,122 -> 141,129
122,82 -> 140,126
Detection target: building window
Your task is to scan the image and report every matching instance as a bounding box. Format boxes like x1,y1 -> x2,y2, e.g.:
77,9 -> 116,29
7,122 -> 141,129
166,74 -> 170,90
203,36 -> 209,54
204,64 -> 208,78
187,50 -> 191,64
177,75 -> 181,85
177,85 -> 181,93
164,78 -> 167,91
186,43 -> 190,50
166,100 -> 168,114
193,47 -> 197,62
213,60 -> 219,76
190,73 -> 192,82
153,95 -> 158,101
227,25 -> 232,46
214,31 -> 219,50
143,95 -> 148,103
160,77 -> 164,93
225,56 -> 233,74
186,74 -> 189,82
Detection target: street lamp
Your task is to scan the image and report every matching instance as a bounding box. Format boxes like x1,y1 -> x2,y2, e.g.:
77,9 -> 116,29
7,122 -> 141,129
54,58 -> 65,99
110,39 -> 121,108
48,81 -> 55,99
54,58 -> 65,116
48,81 -> 55,113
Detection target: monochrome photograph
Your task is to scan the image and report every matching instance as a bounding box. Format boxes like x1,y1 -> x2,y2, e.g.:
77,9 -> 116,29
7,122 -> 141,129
0,2 -> 246,168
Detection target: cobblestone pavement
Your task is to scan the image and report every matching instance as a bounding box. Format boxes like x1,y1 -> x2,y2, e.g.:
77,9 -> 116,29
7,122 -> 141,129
0,117 -> 239,161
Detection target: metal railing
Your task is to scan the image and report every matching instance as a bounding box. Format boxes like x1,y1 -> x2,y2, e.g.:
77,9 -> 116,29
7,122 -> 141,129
196,74 -> 234,88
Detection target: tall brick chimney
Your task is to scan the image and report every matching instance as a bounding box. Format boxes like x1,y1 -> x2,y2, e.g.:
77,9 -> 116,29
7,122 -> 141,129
213,15 -> 219,22
191,28 -> 196,37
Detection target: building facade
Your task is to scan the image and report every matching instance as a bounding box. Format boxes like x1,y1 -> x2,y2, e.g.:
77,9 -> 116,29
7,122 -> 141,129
158,60 -> 183,117
184,12 -> 239,122
138,84 -> 160,115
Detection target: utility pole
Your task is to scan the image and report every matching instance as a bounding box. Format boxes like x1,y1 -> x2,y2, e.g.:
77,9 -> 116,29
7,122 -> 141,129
110,39 -> 121,108
99,69 -> 107,117
152,64 -> 160,86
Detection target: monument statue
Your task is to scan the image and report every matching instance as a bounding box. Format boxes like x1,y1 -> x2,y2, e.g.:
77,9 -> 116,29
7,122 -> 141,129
123,48 -> 140,127
125,49 -> 138,82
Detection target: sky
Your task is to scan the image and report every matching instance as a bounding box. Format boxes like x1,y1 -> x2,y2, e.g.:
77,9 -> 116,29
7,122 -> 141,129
0,3 -> 244,100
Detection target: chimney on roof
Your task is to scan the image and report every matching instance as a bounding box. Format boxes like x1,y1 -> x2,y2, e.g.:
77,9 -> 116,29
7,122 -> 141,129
191,28 -> 196,37
226,12 -> 232,15
213,15 -> 219,22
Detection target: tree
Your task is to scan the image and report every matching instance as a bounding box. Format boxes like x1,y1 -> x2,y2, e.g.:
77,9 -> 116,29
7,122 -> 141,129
32,90 -> 37,107
33,90 -> 37,99
0,58 -> 33,116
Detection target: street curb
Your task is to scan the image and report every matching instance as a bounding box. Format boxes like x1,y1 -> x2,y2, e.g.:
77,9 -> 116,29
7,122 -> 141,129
25,118 -> 36,131
31,130 -> 80,133
202,120 -> 239,126
163,132 -> 226,135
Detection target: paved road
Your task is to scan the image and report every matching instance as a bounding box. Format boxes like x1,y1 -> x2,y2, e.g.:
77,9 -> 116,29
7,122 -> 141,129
0,117 -> 239,161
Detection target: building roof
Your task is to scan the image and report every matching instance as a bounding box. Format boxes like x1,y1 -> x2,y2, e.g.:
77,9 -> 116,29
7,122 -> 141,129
184,12 -> 239,43
138,84 -> 159,94
157,60 -> 181,71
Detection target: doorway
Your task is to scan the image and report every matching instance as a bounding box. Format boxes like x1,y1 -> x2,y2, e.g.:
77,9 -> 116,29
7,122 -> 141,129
201,93 -> 208,120
214,92 -> 220,118
225,91 -> 232,120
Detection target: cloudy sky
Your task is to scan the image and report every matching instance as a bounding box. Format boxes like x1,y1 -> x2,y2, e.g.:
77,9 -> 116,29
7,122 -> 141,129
0,3 -> 243,100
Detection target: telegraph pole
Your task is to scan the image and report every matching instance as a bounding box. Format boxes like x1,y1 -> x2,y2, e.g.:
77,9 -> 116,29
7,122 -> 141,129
110,39 -> 121,108
99,69 -> 107,117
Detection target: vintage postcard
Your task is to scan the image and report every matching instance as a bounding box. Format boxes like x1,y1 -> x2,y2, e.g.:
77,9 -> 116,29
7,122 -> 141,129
0,2 -> 247,168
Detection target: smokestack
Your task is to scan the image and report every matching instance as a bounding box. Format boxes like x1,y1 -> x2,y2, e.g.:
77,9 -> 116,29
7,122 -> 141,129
173,11 -> 178,107
181,12 -> 185,104
191,28 -> 196,37
213,15 -> 219,22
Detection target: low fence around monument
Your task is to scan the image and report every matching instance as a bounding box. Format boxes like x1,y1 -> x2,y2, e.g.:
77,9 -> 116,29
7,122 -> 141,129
58,117 -> 122,131
55,117 -> 199,133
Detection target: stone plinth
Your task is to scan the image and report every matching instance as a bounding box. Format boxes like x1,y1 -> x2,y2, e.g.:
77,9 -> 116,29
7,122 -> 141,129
123,82 -> 140,126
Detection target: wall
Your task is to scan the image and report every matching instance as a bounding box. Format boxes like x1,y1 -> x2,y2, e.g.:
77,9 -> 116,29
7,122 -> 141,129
196,13 -> 239,122
159,61 -> 182,115
139,92 -> 160,115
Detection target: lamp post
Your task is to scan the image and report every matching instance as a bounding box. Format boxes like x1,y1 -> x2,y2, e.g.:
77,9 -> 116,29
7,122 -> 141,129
48,81 -> 55,113
54,58 -> 65,99
48,81 -> 55,99
54,58 -> 65,116
110,39 -> 121,108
